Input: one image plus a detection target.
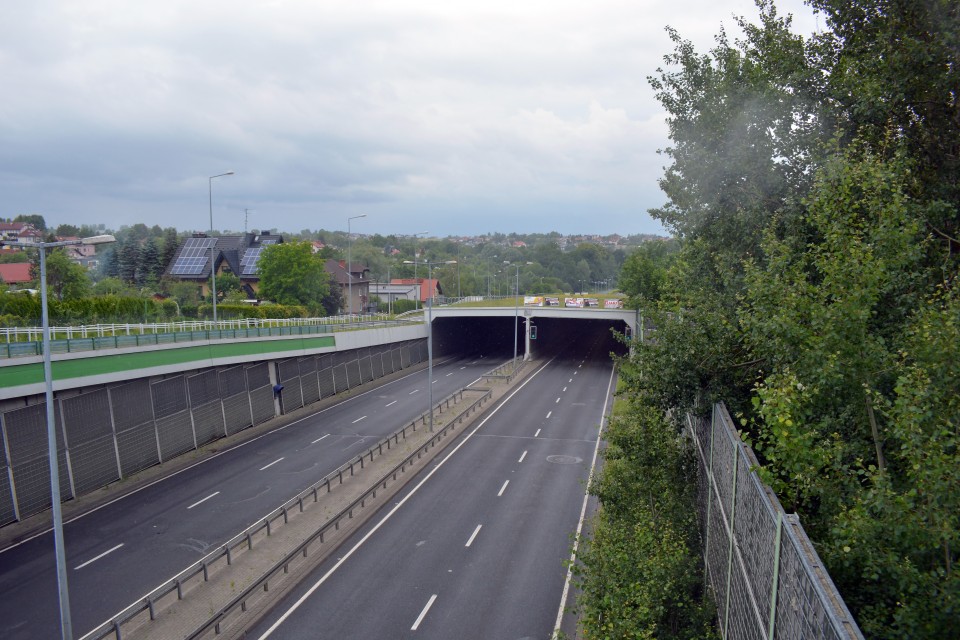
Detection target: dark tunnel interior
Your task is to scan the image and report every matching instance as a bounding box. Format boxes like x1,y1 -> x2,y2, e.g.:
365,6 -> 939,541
432,316 -> 629,363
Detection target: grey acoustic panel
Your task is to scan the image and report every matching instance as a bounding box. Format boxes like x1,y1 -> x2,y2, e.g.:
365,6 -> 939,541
333,364 -> 348,393
191,402 -> 224,445
359,357 -> 373,384
62,390 -> 112,445
110,380 -> 154,431
155,412 -> 195,460
280,377 -> 303,414
152,377 -> 188,419
391,348 -> 401,372
69,437 -> 119,495
187,371 -> 219,407
300,357 -> 320,405
116,421 -> 160,477
245,362 -> 270,390
219,366 -> 246,398
224,396 -> 253,435
346,361 -> 361,389
250,386 -> 274,425
372,354 -> 384,379
318,368 -> 335,398
401,346 -> 411,369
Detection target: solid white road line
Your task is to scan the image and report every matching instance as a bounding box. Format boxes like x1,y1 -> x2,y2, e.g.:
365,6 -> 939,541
412,594 -> 438,631
352,416 -> 367,424
312,434 -> 330,444
497,480 -> 510,497
518,451 -> 527,463
546,411 -> 552,419
553,361 -> 617,635
259,458 -> 284,471
465,524 -> 482,547
74,543 -> 124,570
254,358 -> 556,640
386,401 -> 397,407
534,429 -> 541,438
187,492 -> 220,510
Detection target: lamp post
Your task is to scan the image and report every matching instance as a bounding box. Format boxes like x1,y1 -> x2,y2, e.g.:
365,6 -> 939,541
410,231 -> 428,310
403,259 -> 455,433
346,214 -> 366,318
208,171 -> 234,324
504,261 -> 533,372
1,234 -> 115,640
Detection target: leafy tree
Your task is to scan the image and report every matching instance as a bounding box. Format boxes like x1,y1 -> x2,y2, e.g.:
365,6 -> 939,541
257,241 -> 330,312
54,224 -> 81,237
14,214 -> 46,230
30,249 -> 90,301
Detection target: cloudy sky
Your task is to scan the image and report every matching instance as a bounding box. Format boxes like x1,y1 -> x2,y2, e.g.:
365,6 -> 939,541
0,0 -> 821,238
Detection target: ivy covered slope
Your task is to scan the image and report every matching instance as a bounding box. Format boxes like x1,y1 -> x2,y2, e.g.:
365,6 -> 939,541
608,1 -> 957,637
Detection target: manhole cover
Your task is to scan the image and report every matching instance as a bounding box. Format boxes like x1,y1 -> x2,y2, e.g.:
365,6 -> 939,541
546,455 -> 583,465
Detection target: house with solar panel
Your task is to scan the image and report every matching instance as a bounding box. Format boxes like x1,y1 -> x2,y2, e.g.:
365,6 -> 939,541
166,233 -> 283,299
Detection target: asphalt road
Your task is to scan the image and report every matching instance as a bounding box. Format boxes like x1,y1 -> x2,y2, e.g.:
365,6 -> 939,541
248,333 -> 617,640
0,353 -> 501,640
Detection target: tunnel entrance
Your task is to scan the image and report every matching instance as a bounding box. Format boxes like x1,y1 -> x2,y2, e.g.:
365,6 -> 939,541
432,315 -> 629,362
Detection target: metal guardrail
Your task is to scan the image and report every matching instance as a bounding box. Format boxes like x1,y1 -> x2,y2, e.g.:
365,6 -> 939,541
0,315 -> 421,359
83,384 -> 491,640
481,356 -> 525,382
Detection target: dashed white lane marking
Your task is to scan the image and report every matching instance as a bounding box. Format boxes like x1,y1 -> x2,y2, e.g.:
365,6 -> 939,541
563,386 -> 567,392
446,373 -> 454,377
385,401 -> 397,407
460,366 -> 466,370
259,457 -> 284,471
409,389 -> 420,395
74,543 -> 124,570
534,428 -> 541,438
497,480 -> 510,497
412,594 -> 438,631
546,411 -> 552,419
352,416 -> 367,424
312,434 -> 330,444
187,491 -> 220,510
555,397 -> 560,404
432,380 -> 438,384
518,450 -> 527,463
465,524 -> 482,547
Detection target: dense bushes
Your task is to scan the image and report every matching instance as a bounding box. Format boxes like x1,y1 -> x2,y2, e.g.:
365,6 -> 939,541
575,396 -> 716,639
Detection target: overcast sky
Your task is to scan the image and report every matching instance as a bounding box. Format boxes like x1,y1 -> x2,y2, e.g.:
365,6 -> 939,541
0,0 -> 821,238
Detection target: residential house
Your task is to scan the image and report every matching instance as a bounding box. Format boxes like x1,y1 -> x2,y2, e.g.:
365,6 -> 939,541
164,232 -> 284,298
324,260 -> 370,314
389,278 -> 443,305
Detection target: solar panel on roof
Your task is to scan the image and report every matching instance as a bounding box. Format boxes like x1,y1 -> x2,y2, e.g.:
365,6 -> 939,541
241,247 -> 263,275
170,237 -> 217,275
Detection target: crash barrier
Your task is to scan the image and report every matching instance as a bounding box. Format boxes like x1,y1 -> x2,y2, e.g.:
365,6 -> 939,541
690,403 -> 864,639
480,357 -> 525,382
85,385 -> 494,640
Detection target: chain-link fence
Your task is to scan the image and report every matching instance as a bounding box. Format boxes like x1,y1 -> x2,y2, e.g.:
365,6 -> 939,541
689,403 -> 864,640
0,338 -> 428,527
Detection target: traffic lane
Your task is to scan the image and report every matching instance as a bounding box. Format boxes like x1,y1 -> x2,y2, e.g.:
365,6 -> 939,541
249,360 -> 611,640
0,358 -> 497,639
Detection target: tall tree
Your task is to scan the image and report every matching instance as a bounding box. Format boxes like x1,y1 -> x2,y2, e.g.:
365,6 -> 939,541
256,241 -> 330,312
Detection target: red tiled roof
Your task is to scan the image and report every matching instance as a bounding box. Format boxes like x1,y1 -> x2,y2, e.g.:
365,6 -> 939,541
0,263 -> 33,283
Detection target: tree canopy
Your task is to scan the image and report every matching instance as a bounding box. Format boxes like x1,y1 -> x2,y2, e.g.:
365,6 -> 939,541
605,0 -> 959,636
256,241 -> 331,312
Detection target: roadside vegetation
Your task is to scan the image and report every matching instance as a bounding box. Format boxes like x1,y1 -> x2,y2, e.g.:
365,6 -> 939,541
576,1 -> 959,637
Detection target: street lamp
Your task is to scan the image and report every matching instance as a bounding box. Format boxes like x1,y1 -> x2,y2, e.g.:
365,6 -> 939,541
504,261 -> 533,372
0,234 -> 115,640
346,214 -> 366,318
403,259 -> 456,433
410,231 -> 428,310
208,170 -> 234,324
